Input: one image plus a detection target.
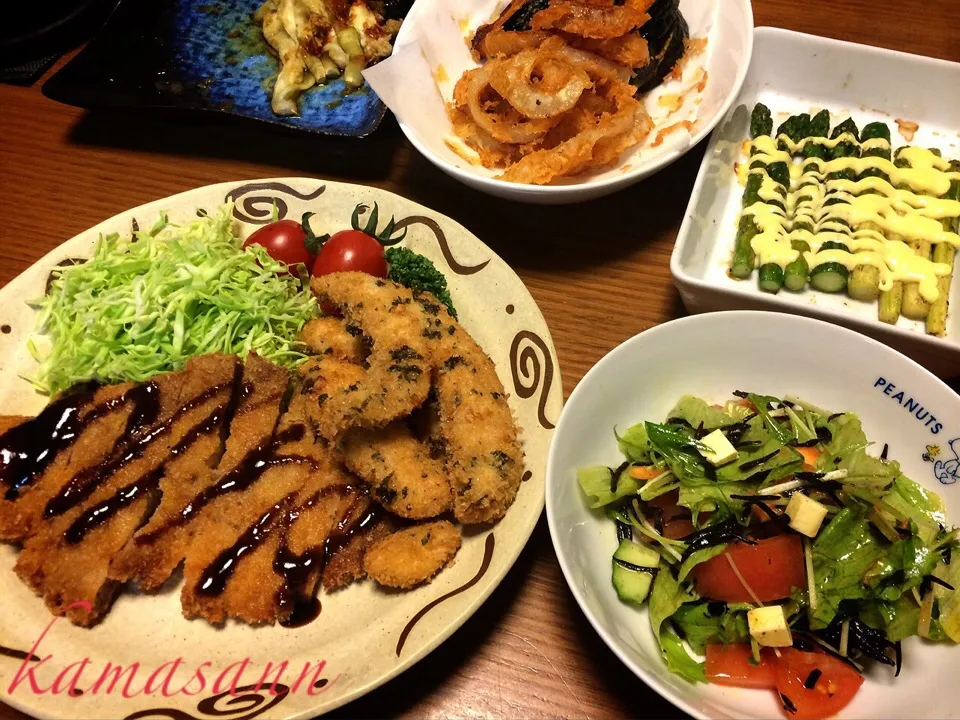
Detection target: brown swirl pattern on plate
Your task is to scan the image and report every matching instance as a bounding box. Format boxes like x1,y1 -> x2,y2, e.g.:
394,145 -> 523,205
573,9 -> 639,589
124,683 -> 292,720
0,645 -> 39,661
395,533 -> 495,657
393,216 -> 490,276
224,183 -> 327,225
510,331 -> 556,430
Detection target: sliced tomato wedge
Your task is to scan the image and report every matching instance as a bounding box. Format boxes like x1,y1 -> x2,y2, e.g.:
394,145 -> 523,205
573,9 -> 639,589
705,644 -> 777,689
690,535 -> 806,603
774,648 -> 863,720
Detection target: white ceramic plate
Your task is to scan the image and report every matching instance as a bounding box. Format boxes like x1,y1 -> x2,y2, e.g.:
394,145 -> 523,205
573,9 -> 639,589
546,311 -> 960,719
670,27 -> 960,376
368,0 -> 753,204
0,179 -> 563,720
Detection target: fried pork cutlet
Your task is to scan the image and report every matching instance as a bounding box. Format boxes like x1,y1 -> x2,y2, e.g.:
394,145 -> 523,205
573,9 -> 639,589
309,273 -> 432,439
299,317 -> 366,363
411,291 -> 525,525
341,422 -> 452,520
363,520 -> 461,589
14,354 -> 238,626
180,386 -> 366,626
108,355 -> 244,590
0,382 -> 143,542
322,510 -> 393,591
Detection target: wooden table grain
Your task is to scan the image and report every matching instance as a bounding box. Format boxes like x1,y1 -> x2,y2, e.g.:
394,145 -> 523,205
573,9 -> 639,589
1,1 -> 958,718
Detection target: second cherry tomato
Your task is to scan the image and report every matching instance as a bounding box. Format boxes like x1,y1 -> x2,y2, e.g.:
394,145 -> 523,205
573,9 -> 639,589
242,219 -> 312,268
705,644 -> 778,689
311,230 -> 388,278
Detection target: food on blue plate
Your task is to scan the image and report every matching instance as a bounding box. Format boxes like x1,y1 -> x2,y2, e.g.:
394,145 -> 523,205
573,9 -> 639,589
731,103 -> 960,336
450,0 -> 703,184
254,0 -> 411,115
578,392 -> 960,719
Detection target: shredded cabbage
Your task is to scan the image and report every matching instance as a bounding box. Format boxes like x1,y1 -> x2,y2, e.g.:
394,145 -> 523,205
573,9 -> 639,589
31,205 -> 317,394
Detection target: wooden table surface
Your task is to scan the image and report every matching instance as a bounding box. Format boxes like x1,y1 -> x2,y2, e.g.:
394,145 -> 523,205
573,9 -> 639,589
1,1 -> 958,718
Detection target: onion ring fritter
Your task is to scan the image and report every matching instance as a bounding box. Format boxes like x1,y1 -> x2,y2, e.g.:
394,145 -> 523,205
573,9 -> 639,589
489,48 -> 592,119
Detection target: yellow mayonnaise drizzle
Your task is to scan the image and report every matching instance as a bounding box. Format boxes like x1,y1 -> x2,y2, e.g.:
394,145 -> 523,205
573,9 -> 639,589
741,132 -> 960,302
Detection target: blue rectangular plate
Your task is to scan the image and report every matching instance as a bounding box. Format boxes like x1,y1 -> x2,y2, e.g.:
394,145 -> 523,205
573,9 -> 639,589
43,0 -> 387,137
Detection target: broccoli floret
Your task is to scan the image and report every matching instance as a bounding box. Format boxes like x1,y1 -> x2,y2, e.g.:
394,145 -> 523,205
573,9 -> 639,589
385,247 -> 456,318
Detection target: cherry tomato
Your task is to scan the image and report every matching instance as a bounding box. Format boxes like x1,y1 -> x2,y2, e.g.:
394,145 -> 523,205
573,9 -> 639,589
243,220 -> 312,268
705,644 -> 778,689
774,648 -> 863,720
690,534 -> 805,603
311,230 -> 388,278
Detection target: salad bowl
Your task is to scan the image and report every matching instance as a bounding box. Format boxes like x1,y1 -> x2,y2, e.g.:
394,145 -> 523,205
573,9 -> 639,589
546,311 -> 960,719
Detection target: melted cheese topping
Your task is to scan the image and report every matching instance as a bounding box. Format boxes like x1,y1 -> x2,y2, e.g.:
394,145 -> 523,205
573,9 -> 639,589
740,133 -> 960,302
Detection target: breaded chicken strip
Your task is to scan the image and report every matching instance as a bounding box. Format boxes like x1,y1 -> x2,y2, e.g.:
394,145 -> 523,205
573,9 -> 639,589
309,273 -> 432,439
412,291 -> 525,525
341,422 -> 451,519
364,520 -> 461,589
299,316 -> 366,363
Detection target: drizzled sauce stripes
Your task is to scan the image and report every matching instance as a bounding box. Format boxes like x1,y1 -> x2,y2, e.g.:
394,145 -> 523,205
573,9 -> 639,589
44,381 -> 233,518
135,424 -> 310,543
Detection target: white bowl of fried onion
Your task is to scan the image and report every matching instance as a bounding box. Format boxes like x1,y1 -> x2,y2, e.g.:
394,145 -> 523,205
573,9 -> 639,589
365,0 -> 753,203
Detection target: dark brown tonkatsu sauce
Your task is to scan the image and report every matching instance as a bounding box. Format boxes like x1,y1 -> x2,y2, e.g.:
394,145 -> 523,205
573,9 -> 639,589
274,485 -> 373,627
137,424 -> 311,543
196,495 -> 295,597
64,467 -> 164,544
45,380 -> 233,519
1,381 -> 101,500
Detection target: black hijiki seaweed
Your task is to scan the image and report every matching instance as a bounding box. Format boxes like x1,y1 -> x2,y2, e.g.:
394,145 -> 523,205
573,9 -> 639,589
678,519 -> 755,562
818,618 -> 900,676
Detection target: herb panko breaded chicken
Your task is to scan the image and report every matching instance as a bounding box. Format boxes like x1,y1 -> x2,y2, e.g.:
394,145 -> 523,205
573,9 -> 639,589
309,273 -> 525,525
341,422 -> 452,519
308,273 -> 433,439
363,520 -> 461,589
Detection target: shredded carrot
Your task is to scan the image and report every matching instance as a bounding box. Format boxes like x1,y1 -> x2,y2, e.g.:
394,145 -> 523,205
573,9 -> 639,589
796,446 -> 821,471
629,465 -> 662,481
736,398 -> 756,410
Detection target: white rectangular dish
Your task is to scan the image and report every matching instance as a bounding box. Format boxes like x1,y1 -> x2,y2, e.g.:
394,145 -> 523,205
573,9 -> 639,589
670,27 -> 960,376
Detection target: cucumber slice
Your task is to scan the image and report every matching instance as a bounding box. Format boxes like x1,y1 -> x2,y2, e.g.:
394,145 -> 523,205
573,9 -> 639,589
613,539 -> 661,569
612,561 -> 655,604
819,241 -> 850,253
810,262 -> 849,293
758,264 -> 784,294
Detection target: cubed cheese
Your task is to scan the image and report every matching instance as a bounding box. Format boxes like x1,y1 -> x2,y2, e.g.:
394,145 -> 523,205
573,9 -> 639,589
698,429 -> 739,467
748,606 -> 794,647
785,492 -> 829,538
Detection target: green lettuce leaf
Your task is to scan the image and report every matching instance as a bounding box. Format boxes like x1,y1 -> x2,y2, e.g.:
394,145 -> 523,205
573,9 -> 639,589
810,507 -> 887,628
577,465 -> 640,508
649,569 -> 697,640
660,625 -> 707,683
747,393 -> 794,444
671,602 -> 749,654
885,475 -> 946,544
667,396 -> 738,430
616,423 -> 651,463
